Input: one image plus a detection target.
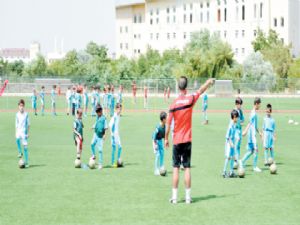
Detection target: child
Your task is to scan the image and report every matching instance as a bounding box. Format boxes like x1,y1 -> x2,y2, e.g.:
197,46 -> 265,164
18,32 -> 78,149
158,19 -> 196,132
75,89 -> 82,112
152,111 -> 167,175
106,86 -> 112,116
144,85 -> 148,109
83,85 -> 89,117
164,87 -> 167,103
223,110 -> 239,178
167,86 -> 171,102
51,85 -> 57,116
263,104 -> 276,166
132,81 -> 137,104
234,97 -> 245,164
110,87 -> 115,117
16,99 -> 30,167
240,97 -> 263,172
91,105 -> 108,170
40,86 -> 45,116
117,85 -> 123,104
109,103 -> 122,167
66,86 -> 72,116
31,89 -> 38,116
73,108 -> 84,160
202,92 -> 208,125
91,86 -> 97,117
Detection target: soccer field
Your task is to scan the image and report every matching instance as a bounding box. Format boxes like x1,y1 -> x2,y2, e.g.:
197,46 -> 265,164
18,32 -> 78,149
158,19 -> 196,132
0,96 -> 300,225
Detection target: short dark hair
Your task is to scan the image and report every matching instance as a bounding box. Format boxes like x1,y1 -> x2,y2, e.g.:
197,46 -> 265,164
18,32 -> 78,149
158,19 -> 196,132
41,86 -> 45,89
53,85 -> 57,89
115,103 -> 122,109
18,99 -> 25,106
267,103 -> 272,112
160,111 -> 167,121
235,97 -> 243,105
231,109 -> 239,119
77,108 -> 83,114
178,76 -> 188,91
95,104 -> 103,113
254,97 -> 261,105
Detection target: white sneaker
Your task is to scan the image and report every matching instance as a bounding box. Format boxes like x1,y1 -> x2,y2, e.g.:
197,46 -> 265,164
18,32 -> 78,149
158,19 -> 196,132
253,167 -> 262,172
169,198 -> 177,204
98,164 -> 103,170
185,198 -> 192,204
154,169 -> 160,176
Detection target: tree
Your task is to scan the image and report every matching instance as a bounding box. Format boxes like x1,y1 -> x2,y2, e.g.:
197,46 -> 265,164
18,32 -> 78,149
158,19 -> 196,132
24,54 -> 47,77
288,58 -> 300,78
6,60 -> 25,76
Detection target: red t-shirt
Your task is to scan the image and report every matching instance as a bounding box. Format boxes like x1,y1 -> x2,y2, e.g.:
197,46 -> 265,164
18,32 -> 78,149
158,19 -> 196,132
167,92 -> 201,145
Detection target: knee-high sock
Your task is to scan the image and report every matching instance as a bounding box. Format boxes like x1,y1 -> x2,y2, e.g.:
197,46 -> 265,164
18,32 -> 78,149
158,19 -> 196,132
16,138 -> 22,155
242,151 -> 253,165
111,144 -> 116,165
98,150 -> 103,165
159,148 -> 164,168
264,149 -> 268,162
155,151 -> 160,172
24,146 -> 28,164
117,145 -> 122,160
230,158 -> 234,173
223,158 -> 229,173
270,148 -> 274,159
91,143 -> 96,156
253,151 -> 258,168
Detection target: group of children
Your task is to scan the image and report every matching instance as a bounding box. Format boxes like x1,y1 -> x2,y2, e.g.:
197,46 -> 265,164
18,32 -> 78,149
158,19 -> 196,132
223,97 -> 276,178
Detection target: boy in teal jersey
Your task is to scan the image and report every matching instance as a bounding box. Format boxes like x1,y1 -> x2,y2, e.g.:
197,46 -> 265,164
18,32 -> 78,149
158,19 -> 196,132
223,110 -> 239,178
31,89 -> 38,116
16,99 -> 30,167
39,86 -> 45,116
263,104 -> 276,166
109,87 -> 115,117
240,97 -> 263,172
90,86 -> 97,116
83,85 -> 89,117
51,85 -> 57,116
91,105 -> 108,170
234,97 -> 245,164
152,111 -> 167,175
117,85 -> 123,104
109,103 -> 122,167
73,108 -> 84,160
202,92 -> 208,125
75,89 -> 82,111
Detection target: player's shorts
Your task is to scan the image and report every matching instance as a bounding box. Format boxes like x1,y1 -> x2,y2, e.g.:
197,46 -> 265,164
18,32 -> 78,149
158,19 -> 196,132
202,104 -> 208,112
16,131 -> 28,146
52,102 -> 56,107
172,142 -> 191,168
247,142 -> 258,151
111,134 -> 121,147
263,131 -> 274,149
32,102 -> 37,109
225,142 -> 235,158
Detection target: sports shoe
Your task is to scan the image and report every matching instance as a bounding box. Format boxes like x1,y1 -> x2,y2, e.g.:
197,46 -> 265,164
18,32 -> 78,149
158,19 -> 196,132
154,169 -> 160,176
112,163 -> 118,168
222,172 -> 227,178
98,164 -> 103,170
253,167 -> 262,172
264,161 -> 269,166
25,164 -> 29,168
185,198 -> 192,204
17,153 -> 23,158
229,172 -> 237,178
169,198 -> 177,204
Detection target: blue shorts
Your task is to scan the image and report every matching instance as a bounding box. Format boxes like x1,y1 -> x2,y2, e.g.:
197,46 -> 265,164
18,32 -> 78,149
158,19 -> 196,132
263,132 -> 274,149
247,142 -> 258,151
225,143 -> 235,158
202,104 -> 208,112
32,102 -> 37,109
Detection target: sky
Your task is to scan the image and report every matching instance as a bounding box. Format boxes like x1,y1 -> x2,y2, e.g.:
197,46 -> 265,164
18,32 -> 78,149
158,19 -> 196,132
0,0 -> 122,55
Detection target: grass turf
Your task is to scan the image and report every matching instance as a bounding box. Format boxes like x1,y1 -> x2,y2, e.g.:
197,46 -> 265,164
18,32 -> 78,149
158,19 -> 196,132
0,96 -> 300,225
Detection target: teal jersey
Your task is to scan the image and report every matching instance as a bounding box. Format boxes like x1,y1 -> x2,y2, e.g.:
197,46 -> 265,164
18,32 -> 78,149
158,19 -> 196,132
73,118 -> 83,138
110,94 -> 115,108
236,108 -> 244,130
117,91 -> 122,103
107,93 -> 112,106
51,90 -> 56,103
39,91 -> 45,101
31,94 -> 37,103
202,93 -> 208,104
94,115 -> 108,138
75,93 -> 82,107
152,124 -> 166,141
83,91 -> 89,104
263,116 -> 275,133
248,109 -> 258,144
226,121 -> 237,144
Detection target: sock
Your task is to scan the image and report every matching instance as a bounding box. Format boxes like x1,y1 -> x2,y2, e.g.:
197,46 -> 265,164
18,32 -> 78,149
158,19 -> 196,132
185,188 -> 191,200
270,149 -> 274,159
98,151 -> 103,165
16,138 -> 22,155
117,146 -> 122,160
264,149 -> 268,162
253,151 -> 258,168
230,158 -> 234,173
111,144 -> 116,165
242,151 -> 253,165
154,151 -> 159,172
223,158 -> 229,173
24,147 -> 28,164
205,112 -> 208,121
159,147 -> 164,169
91,143 -> 96,156
172,188 -> 178,200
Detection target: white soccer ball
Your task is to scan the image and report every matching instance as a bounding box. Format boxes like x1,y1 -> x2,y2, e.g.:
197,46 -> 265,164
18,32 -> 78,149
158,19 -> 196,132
117,158 -> 123,167
294,122 -> 299,126
74,159 -> 81,168
288,119 -> 294,124
159,168 -> 167,176
233,161 -> 239,169
89,158 -> 96,169
270,163 -> 277,174
238,167 -> 245,178
18,159 -> 25,169
267,158 -> 274,165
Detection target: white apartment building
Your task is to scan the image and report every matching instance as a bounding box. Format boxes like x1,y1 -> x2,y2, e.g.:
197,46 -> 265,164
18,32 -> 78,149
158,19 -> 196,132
116,0 -> 300,62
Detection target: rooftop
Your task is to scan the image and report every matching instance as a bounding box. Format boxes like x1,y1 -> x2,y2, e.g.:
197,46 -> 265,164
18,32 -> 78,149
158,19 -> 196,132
116,0 -> 145,8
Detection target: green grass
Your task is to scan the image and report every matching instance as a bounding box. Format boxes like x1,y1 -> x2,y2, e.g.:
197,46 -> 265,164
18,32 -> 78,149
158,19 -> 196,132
0,96 -> 300,225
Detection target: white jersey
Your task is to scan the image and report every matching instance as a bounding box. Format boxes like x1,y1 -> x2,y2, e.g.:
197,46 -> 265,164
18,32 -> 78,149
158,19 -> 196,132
66,90 -> 71,101
109,113 -> 120,136
15,111 -> 30,136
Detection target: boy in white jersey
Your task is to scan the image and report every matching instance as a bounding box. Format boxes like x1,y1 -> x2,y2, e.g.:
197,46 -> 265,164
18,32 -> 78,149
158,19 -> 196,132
263,104 -> 276,166
15,99 -> 30,167
109,103 -> 123,167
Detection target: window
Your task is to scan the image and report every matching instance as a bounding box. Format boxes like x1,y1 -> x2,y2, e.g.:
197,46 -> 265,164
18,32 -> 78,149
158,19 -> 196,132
281,38 -> 284,44
184,14 -> 187,23
150,18 -> 153,25
138,15 -> 142,23
173,15 -> 176,23
200,3 -> 203,8
224,8 -> 227,22
190,3 -> 193,10
207,11 -> 210,23
125,26 -> 128,33
235,6 -> 239,21
200,12 -> 203,23
150,33 -> 153,40
134,49 -> 137,54
242,48 -> 245,55
167,33 -> 170,39
173,6 -> 176,13
167,16 -> 170,23
156,17 -> 159,24
167,7 -> 170,14
125,43 -> 128,50
184,32 -> 187,39
235,48 -> 238,55
207,2 -> 210,7
260,3 -> 263,18
173,33 -> 176,39
156,8 -> 159,15
217,9 -> 221,22
134,15 -> 137,23
183,4 -> 186,11
254,29 -> 257,37
242,5 -> 245,20
274,18 -> 277,27
138,34 -> 141,39
235,30 -> 239,38
254,4 -> 257,18
138,49 -> 141,54
190,13 -> 193,23
120,26 -> 122,33
281,17 -> 284,27
150,9 -> 153,16
242,30 -> 245,37
156,33 -> 159,40
134,34 -> 137,39
120,43 -> 123,49
224,30 -> 227,38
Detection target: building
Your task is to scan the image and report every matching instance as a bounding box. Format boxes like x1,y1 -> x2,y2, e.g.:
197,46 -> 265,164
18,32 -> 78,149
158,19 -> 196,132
46,38 -> 66,64
115,0 -> 300,62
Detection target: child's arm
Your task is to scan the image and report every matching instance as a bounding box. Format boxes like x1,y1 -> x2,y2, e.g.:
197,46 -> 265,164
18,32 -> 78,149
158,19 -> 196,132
242,123 -> 251,136
197,78 -> 215,95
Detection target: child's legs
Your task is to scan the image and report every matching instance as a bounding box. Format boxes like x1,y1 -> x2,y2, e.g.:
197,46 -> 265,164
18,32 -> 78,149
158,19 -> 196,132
270,147 -> 275,159
154,151 -> 160,172
111,136 -> 116,165
223,144 -> 231,172
242,143 -> 254,165
253,149 -> 259,168
97,138 -> 104,165
157,140 -> 164,168
75,136 -> 83,158
22,136 -> 29,164
116,136 -> 122,160
16,136 -> 22,155
90,134 -> 98,156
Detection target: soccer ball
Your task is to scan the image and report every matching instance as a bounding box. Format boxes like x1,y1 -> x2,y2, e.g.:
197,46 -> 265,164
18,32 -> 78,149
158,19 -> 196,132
74,159 -> 81,168
88,158 -> 96,169
117,159 -> 123,168
270,163 -> 277,174
294,122 -> 299,126
233,161 -> 239,170
159,168 -> 167,176
267,158 -> 274,166
18,159 -> 25,169
237,167 -> 245,178
288,119 -> 294,124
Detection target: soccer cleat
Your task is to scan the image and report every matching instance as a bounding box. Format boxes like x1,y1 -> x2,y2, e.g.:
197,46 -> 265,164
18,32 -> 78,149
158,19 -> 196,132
185,198 -> 192,204
264,161 -> 269,167
154,169 -> 160,176
229,172 -> 237,178
98,164 -> 103,170
222,172 -> 228,178
253,167 -> 262,172
17,153 -> 23,158
25,164 -> 29,168
169,198 -> 177,204
112,163 -> 118,168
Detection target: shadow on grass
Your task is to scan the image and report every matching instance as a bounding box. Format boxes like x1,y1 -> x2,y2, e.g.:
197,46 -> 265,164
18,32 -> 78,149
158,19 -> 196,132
29,164 -> 46,168
179,194 -> 234,204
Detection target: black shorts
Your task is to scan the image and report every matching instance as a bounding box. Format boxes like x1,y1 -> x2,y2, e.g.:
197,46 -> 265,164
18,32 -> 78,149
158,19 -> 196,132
172,142 -> 191,168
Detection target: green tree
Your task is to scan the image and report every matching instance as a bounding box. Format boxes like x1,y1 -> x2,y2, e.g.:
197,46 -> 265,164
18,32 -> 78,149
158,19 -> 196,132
24,54 -> 47,77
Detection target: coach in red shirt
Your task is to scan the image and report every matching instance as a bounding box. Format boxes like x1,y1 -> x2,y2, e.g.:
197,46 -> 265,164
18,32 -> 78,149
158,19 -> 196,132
165,76 -> 214,204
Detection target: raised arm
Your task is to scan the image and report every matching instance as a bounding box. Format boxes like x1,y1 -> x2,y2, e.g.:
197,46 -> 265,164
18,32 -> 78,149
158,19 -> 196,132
197,78 -> 215,95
